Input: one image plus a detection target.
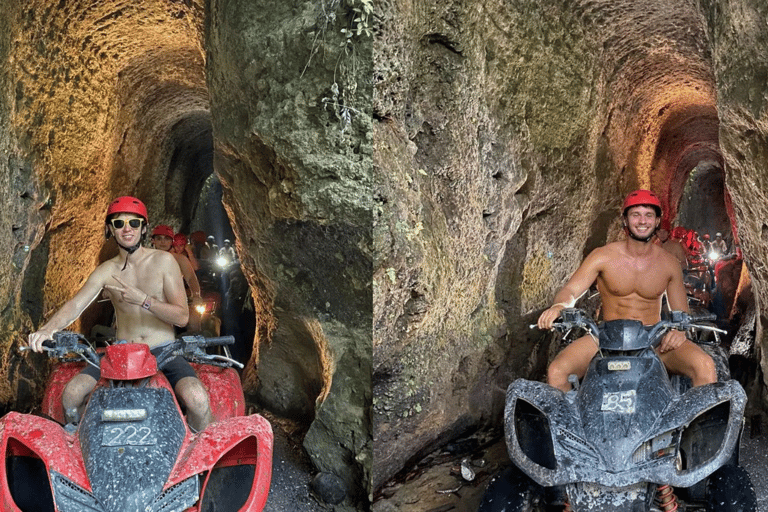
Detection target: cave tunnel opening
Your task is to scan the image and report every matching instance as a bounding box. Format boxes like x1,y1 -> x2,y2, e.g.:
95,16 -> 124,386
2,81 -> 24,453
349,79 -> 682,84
677,162 -> 731,243
7,1 -> 330,431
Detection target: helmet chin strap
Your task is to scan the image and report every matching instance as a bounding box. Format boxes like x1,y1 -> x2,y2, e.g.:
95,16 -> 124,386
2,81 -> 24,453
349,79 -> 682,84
119,241 -> 142,254
118,242 -> 142,271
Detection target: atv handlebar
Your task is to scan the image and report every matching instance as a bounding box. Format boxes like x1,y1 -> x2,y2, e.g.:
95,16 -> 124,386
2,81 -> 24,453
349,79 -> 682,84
154,334 -> 244,370
535,308 -> 726,347
21,332 -> 245,370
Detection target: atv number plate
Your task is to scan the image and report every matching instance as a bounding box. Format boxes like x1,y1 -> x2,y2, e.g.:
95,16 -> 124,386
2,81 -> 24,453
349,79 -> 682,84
600,390 -> 636,414
101,425 -> 157,447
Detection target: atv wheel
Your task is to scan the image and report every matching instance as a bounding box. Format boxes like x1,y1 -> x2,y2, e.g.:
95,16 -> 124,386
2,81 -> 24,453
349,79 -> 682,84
478,464 -> 549,512
706,465 -> 757,512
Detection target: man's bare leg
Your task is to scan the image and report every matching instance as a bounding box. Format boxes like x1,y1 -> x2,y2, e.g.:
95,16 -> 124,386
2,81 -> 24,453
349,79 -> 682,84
659,340 -> 717,386
175,376 -> 213,432
62,373 -> 97,423
547,335 -> 600,392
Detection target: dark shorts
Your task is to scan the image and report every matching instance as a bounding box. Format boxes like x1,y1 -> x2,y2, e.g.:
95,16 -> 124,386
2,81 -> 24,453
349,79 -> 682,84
80,345 -> 198,389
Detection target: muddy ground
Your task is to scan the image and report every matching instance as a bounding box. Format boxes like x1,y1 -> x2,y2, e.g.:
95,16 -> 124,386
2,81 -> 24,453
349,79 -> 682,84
373,418 -> 768,512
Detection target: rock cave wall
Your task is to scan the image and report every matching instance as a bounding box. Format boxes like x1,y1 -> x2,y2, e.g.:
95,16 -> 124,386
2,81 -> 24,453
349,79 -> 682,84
373,0 -> 768,490
0,0 -> 372,506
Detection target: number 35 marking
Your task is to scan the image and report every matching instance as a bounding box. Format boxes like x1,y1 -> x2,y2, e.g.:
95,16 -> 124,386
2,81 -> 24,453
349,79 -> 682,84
601,390 -> 636,414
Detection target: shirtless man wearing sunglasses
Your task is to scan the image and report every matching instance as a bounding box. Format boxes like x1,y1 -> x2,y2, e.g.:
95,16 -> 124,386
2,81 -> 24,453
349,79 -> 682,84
27,196 -> 213,432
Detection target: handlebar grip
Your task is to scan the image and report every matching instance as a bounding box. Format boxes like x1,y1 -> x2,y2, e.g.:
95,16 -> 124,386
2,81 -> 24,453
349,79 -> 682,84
198,336 -> 235,346
691,313 -> 717,322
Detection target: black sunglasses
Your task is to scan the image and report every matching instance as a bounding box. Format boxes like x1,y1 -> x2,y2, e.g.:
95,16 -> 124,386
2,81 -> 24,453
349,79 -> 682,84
109,218 -> 143,229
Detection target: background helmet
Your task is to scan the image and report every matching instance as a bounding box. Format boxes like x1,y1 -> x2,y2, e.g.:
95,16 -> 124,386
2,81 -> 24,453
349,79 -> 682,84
151,225 -> 174,238
106,196 -> 148,222
173,233 -> 188,247
703,234 -> 710,240
190,230 -> 207,244
623,189 -> 662,217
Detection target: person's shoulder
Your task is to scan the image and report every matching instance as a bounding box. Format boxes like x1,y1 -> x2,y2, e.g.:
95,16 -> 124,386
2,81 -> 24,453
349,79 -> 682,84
592,241 -> 622,258
581,243 -> 617,269
92,258 -> 116,275
652,244 -> 682,268
145,247 -> 177,265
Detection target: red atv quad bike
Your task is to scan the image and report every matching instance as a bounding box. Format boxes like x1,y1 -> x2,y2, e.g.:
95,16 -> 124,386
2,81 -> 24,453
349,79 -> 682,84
3,332 -> 273,512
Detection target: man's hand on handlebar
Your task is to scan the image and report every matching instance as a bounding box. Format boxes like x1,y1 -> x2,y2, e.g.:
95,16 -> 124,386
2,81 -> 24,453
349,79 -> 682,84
537,304 -> 566,330
658,329 -> 687,354
27,330 -> 55,353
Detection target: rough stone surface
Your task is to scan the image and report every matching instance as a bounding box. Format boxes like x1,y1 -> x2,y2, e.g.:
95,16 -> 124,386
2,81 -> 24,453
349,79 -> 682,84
0,0 -> 372,508
700,0 -> 768,412
373,0 -> 768,493
207,0 -> 373,506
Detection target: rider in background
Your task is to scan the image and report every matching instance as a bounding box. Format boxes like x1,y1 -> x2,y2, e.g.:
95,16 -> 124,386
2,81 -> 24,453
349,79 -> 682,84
27,197 -> 213,431
712,232 -> 728,256
152,226 -> 202,306
662,226 -> 689,271
538,190 -> 716,392
173,233 -> 200,272
200,235 -> 219,265
218,239 -> 237,264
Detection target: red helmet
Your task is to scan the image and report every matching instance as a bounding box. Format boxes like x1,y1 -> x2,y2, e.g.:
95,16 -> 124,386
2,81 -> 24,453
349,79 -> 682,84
623,189 -> 662,217
107,196 -> 147,221
173,233 -> 188,247
190,230 -> 207,244
703,234 -> 710,240
151,225 -> 174,238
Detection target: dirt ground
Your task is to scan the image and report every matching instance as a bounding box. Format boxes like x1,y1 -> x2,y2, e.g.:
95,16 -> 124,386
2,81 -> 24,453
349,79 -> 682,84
372,420 -> 768,512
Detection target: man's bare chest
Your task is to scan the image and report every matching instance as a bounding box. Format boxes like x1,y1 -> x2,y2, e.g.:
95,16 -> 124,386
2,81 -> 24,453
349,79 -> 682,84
105,262 -> 166,298
599,258 -> 670,299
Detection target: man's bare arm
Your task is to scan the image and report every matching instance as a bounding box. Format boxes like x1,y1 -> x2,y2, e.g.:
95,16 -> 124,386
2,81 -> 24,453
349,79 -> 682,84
27,268 -> 107,351
659,256 -> 689,353
537,248 -> 604,329
666,260 -> 689,314
175,254 -> 201,298
157,253 -> 190,327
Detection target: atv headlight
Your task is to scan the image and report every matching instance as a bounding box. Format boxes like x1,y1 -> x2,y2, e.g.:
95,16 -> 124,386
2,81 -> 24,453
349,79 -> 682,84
632,429 -> 680,465
101,408 -> 147,422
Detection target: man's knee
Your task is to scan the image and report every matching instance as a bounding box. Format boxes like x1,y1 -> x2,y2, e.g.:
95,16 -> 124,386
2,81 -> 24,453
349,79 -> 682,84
63,374 -> 97,407
175,377 -> 210,412
547,359 -> 568,385
694,351 -> 717,384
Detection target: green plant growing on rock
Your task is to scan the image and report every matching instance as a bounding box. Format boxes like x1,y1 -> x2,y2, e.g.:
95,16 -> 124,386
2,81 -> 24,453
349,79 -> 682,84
304,0 -> 373,133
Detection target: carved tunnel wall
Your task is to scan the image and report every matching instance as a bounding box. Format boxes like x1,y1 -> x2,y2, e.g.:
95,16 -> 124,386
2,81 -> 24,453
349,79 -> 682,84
0,0 -> 372,506
373,0 -> 768,492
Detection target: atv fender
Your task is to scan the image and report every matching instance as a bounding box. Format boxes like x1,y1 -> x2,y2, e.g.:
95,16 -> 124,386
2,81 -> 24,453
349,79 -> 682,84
168,414 -> 273,511
505,379 -> 746,489
0,412 -> 89,510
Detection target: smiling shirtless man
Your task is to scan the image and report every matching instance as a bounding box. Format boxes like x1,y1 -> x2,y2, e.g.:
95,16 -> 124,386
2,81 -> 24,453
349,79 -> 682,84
27,196 -> 213,431
537,190 -> 717,392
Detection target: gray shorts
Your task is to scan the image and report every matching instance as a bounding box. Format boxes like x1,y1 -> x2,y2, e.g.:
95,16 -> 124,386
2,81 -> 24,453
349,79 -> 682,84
80,345 -> 198,389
